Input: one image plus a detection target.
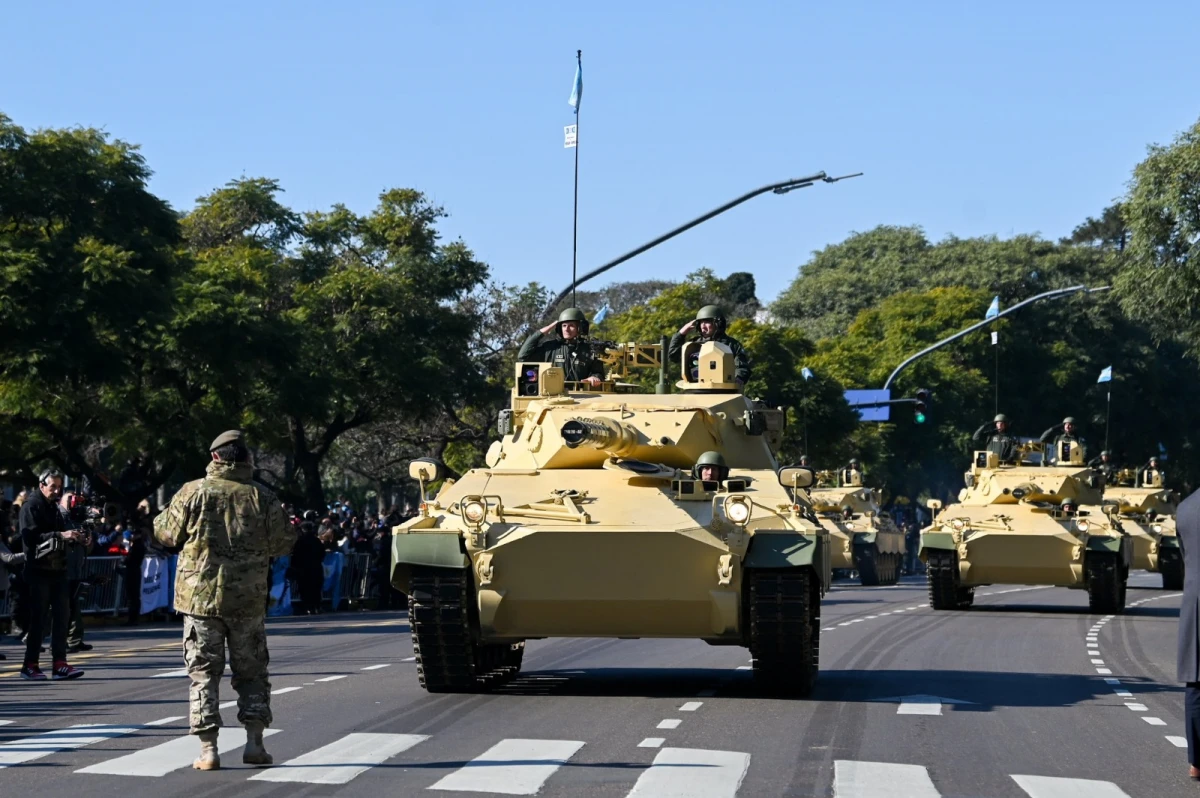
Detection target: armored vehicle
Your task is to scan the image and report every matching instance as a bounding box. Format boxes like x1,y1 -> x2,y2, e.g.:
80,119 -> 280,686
811,468 -> 906,586
390,339 -> 830,696
920,440 -> 1131,613
1104,466 -> 1181,590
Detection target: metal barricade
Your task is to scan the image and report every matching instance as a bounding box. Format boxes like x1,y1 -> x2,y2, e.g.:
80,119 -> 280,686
81,556 -> 126,615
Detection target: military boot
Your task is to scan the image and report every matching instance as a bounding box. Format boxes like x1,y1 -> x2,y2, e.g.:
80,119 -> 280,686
243,722 -> 273,766
192,730 -> 220,770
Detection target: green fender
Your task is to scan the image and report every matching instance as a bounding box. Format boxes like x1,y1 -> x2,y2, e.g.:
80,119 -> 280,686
390,532 -> 468,593
1086,536 -> 1124,554
744,532 -> 818,569
919,530 -> 956,555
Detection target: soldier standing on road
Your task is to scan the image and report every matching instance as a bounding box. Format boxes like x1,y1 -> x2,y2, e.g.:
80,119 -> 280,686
517,308 -> 604,387
668,305 -> 752,387
1039,416 -> 1087,463
154,430 -> 295,771
1174,485 -> 1200,780
972,413 -> 1018,463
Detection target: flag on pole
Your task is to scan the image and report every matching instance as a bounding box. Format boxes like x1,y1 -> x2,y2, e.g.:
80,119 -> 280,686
985,296 -> 1000,319
593,303 -> 610,324
991,331 -> 998,345
801,367 -> 814,381
568,61 -> 582,113
1097,365 -> 1112,383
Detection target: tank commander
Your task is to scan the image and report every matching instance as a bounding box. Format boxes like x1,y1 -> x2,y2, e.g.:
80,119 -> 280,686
1059,497 -> 1078,518
972,413 -> 1018,463
1039,416 -> 1087,462
842,459 -> 864,487
668,305 -> 751,387
693,451 -> 730,485
1141,456 -> 1166,487
517,308 -> 604,387
799,455 -> 811,467
1088,450 -> 1119,484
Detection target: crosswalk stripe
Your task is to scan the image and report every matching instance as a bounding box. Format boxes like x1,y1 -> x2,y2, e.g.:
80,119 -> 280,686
627,747 -> 751,798
248,732 -> 428,784
429,738 -> 584,795
1012,774 -> 1132,797
76,727 -> 280,777
0,720 -> 12,726
0,724 -> 139,768
833,760 -> 938,798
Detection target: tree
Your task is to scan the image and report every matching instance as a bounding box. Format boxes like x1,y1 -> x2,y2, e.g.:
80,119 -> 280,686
0,113 -> 197,507
553,279 -> 674,319
1061,203 -> 1129,251
1115,116 -> 1200,357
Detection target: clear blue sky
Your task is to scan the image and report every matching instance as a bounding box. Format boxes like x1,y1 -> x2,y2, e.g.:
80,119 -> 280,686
5,1 -> 1198,303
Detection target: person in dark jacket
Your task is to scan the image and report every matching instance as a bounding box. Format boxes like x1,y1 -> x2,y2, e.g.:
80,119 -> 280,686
1175,486 -> 1200,779
1,531 -> 27,661
123,525 -> 147,626
291,515 -> 326,614
19,471 -> 85,680
668,305 -> 751,387
516,308 -> 604,387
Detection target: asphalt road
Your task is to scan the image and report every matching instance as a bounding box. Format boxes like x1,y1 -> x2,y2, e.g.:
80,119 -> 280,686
0,571 -> 1188,797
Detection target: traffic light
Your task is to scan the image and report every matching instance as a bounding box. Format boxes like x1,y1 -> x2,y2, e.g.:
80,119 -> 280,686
914,389 -> 931,424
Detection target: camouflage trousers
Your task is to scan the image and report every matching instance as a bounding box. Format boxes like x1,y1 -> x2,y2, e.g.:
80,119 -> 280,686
182,614 -> 272,735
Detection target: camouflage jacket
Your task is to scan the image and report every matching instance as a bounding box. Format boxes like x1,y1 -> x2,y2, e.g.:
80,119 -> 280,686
153,460 -> 294,618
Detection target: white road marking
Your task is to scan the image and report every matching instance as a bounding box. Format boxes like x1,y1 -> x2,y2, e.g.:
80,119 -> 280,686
1104,678 -> 1121,685
1091,659 -> 1105,665
823,627 -> 836,631
736,665 -> 752,670
401,656 -> 417,662
833,760 -> 939,798
680,702 -> 703,712
0,721 -> 11,727
429,738 -> 584,795
146,716 -> 184,726
638,738 -> 664,748
361,664 -> 391,671
248,732 -> 427,785
219,700 -> 238,709
1115,690 -> 1132,697
838,622 -> 853,627
866,615 -> 879,619
1096,668 -> 1112,675
906,606 -> 920,610
273,686 -> 303,695
1012,774 -> 1132,797
151,668 -> 190,678
1126,704 -> 1148,712
316,675 -> 347,682
657,719 -> 682,729
77,727 -> 281,777
1167,736 -> 1188,748
1,725 -> 139,767
1088,650 -> 1100,656
1144,717 -> 1167,726
627,747 -> 751,798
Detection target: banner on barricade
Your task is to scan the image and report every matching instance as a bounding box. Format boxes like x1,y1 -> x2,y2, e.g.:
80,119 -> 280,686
268,556 -> 292,617
141,556 -> 169,614
323,551 -> 344,609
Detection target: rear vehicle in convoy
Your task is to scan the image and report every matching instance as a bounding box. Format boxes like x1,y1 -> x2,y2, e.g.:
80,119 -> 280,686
811,469 -> 905,586
390,339 -> 830,695
1105,466 -> 1181,590
920,440 -> 1131,613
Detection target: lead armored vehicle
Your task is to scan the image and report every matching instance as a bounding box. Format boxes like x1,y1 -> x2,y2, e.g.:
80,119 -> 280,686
391,339 -> 830,695
1104,466 -> 1180,590
811,468 -> 905,586
920,440 -> 1131,613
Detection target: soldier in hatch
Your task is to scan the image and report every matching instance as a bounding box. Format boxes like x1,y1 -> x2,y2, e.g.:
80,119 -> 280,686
154,430 -> 295,772
972,413 -> 1018,463
1141,456 -> 1166,487
842,459 -> 864,487
517,308 -> 604,387
669,305 -> 752,387
1088,450 -> 1119,484
693,451 -> 730,485
1040,416 -> 1087,463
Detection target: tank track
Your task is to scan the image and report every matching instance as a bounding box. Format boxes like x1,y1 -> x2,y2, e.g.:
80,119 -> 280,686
1086,553 -> 1127,614
855,546 -> 900,587
408,566 -> 525,692
927,550 -> 974,610
1160,549 -> 1184,591
746,569 -> 819,697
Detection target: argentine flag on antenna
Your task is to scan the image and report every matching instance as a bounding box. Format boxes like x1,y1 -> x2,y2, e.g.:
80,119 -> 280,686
568,59 -> 582,113
1097,365 -> 1112,383
985,296 -> 1000,320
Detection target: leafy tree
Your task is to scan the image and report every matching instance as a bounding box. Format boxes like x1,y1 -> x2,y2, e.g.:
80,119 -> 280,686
555,279 -> 674,319
1061,203 -> 1128,251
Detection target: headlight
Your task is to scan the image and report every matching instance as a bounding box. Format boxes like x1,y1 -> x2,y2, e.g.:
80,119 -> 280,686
724,495 -> 752,526
951,519 -> 966,531
1152,524 -> 1163,534
1075,519 -> 1090,533
463,500 -> 487,525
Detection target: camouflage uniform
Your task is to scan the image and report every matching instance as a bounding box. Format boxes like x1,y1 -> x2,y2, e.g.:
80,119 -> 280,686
154,459 -> 293,735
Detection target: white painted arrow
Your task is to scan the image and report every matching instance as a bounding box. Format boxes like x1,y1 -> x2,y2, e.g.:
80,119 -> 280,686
869,694 -> 976,715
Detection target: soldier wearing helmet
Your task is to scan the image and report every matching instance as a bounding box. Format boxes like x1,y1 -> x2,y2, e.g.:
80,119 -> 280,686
842,458 -> 863,487
972,413 -> 1018,463
1039,416 -> 1087,462
1059,496 -> 1078,518
693,451 -> 729,485
668,305 -> 752,387
1087,450 -> 1119,484
1140,456 -> 1166,488
518,308 -> 604,387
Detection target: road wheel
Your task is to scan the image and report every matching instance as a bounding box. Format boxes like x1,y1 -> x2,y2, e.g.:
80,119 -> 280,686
927,550 -> 970,610
747,569 -> 819,697
1087,553 -> 1125,614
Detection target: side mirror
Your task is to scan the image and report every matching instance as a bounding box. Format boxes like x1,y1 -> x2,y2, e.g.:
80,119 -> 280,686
777,466 -> 815,489
927,499 -> 943,511
409,458 -> 444,482
1101,501 -> 1120,518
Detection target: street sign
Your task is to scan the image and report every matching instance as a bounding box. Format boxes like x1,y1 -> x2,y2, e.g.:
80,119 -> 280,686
845,389 -> 891,422
564,125 -> 577,148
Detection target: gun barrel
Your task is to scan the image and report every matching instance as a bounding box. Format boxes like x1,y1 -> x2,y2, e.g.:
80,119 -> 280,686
561,417 -> 640,456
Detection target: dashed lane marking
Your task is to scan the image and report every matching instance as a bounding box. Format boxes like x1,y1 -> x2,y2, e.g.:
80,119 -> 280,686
638,738 -> 664,748
657,719 -> 682,730
316,675 -> 347,682
1167,736 -> 1188,748
680,702 -> 703,712
361,664 -> 391,671
1144,717 -> 1167,726
273,686 -> 303,695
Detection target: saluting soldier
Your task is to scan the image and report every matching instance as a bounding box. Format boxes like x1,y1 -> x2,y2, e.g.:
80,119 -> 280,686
1040,416 -> 1087,463
154,430 -> 295,771
972,413 -> 1018,463
668,305 -> 752,387
517,308 -> 604,387
1088,450 -> 1120,484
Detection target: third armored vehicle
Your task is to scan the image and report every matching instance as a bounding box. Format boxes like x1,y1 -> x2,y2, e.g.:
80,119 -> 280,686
1104,466 -> 1181,590
811,468 -> 906,586
391,338 -> 830,695
920,440 -> 1131,613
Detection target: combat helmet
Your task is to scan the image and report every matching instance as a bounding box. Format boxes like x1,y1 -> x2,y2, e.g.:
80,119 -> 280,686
1060,496 -> 1077,515
1062,416 -> 1076,425
556,307 -> 590,337
693,304 -> 727,337
994,413 -> 1008,423
693,450 -> 730,482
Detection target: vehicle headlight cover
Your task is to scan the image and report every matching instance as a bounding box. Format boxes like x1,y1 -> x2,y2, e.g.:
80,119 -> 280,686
463,499 -> 487,525
1075,519 -> 1090,533
724,495 -> 752,526
1152,523 -> 1163,534
951,518 -> 966,531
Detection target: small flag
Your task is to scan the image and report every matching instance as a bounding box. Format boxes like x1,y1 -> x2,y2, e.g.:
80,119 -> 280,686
593,303 -> 610,324
985,296 -> 1000,319
801,367 -> 814,381
568,60 -> 582,113
1097,365 -> 1112,383
991,331 -> 998,345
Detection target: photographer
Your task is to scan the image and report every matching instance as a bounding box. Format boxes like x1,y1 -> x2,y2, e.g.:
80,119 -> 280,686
18,470 -> 85,680
59,491 -> 95,653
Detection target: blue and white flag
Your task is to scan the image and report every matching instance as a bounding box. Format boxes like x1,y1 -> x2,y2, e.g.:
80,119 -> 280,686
593,303 -> 610,324
801,367 -> 814,381
1097,365 -> 1112,383
568,61 -> 582,113
985,295 -> 1000,320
